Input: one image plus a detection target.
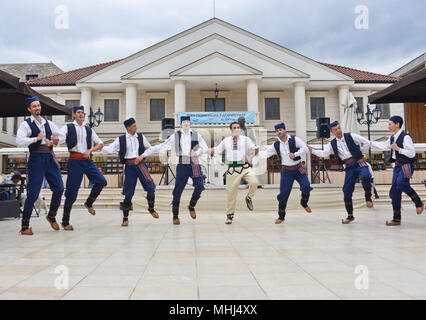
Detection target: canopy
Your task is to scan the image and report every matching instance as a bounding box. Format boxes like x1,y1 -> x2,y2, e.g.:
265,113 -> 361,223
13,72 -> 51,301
368,69 -> 426,104
0,69 -> 72,117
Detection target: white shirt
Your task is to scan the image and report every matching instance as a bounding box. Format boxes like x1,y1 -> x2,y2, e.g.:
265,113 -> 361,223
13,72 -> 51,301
312,133 -> 371,159
371,129 -> 416,159
143,129 -> 208,158
60,121 -> 103,153
16,116 -> 64,147
213,135 -> 256,162
259,135 -> 308,166
103,132 -> 151,159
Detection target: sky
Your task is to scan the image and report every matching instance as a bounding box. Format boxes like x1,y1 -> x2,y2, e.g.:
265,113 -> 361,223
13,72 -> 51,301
0,0 -> 425,75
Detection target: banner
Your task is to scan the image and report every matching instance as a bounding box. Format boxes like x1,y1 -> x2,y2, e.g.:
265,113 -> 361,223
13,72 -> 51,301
178,111 -> 255,124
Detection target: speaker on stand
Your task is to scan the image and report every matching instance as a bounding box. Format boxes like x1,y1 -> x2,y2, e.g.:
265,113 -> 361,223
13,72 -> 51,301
312,117 -> 331,184
159,118 -> 176,185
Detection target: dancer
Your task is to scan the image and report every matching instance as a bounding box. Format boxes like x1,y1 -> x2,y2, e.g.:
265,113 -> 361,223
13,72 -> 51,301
16,96 -> 64,235
142,116 -> 208,225
207,121 -> 259,224
103,117 -> 158,226
371,115 -> 424,225
308,121 -> 373,224
259,122 -> 312,224
59,106 -> 107,230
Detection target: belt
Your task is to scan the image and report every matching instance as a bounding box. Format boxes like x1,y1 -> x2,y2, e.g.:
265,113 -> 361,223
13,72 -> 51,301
178,156 -> 198,164
32,145 -> 53,153
69,152 -> 87,160
344,156 -> 363,166
226,162 -> 250,175
228,161 -> 246,168
125,158 -> 139,165
281,163 -> 302,171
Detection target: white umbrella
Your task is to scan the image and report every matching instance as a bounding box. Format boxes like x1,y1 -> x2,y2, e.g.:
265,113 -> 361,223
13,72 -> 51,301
340,91 -> 360,134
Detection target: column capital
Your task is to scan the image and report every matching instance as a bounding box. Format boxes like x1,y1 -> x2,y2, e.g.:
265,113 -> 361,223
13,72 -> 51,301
293,81 -> 306,88
125,83 -> 137,89
173,79 -> 186,85
337,84 -> 350,91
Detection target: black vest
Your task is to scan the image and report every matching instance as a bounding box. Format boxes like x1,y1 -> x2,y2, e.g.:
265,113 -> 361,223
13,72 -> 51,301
273,136 -> 301,163
330,133 -> 363,165
390,131 -> 415,164
174,130 -> 199,156
118,133 -> 146,164
65,123 -> 92,151
25,117 -> 52,152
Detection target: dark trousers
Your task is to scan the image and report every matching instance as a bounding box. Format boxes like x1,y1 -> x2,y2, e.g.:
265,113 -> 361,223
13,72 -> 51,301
390,163 -> 415,208
172,163 -> 204,204
64,158 -> 107,208
123,162 -> 156,204
23,152 -> 64,224
277,166 -> 312,211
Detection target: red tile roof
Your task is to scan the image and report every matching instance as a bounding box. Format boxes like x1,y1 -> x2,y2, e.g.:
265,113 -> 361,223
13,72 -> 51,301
26,58 -> 399,86
26,60 -> 121,86
320,62 -> 400,83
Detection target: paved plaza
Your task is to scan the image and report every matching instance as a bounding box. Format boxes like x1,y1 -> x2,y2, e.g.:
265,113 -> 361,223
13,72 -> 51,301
1,187 -> 426,300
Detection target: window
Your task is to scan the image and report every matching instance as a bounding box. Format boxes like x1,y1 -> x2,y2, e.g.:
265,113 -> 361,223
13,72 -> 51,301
265,98 -> 280,120
310,97 -> 325,119
13,117 -> 18,135
376,104 -> 390,119
2,118 -> 7,133
205,98 -> 225,112
26,74 -> 38,81
150,99 -> 165,121
104,99 -> 119,121
65,100 -> 80,122
355,97 -> 364,119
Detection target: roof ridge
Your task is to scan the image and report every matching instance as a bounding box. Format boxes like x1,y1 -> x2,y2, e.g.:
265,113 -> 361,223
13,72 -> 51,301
26,59 -> 121,84
320,62 -> 400,80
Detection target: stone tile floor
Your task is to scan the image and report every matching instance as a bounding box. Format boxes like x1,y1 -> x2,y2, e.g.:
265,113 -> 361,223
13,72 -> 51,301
1,201 -> 426,300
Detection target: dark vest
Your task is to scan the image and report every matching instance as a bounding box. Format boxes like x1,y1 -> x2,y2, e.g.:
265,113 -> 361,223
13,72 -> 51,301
118,133 -> 146,164
174,130 -> 199,156
65,123 -> 92,151
330,133 -> 362,165
273,136 -> 301,163
25,117 -> 52,152
390,131 -> 415,164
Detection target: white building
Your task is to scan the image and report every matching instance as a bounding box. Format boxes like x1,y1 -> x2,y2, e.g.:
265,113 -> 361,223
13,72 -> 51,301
24,18 -> 404,185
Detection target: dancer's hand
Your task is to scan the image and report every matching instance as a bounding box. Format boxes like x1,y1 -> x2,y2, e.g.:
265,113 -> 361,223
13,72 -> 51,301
308,146 -> 313,153
51,135 -> 59,146
44,138 -> 53,147
190,150 -> 197,157
36,131 -> 44,141
135,155 -> 144,164
289,153 -> 295,160
391,142 -> 400,152
83,150 -> 91,159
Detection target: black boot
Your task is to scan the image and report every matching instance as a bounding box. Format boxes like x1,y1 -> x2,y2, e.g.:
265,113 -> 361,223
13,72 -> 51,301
300,194 -> 312,213
342,198 -> 355,224
188,196 -> 199,219
276,204 -> 286,224
61,207 -> 74,230
84,191 -> 100,215
120,201 -> 131,226
147,196 -> 159,218
46,205 -> 60,230
172,202 -> 180,225
407,189 -> 424,214
386,206 -> 401,226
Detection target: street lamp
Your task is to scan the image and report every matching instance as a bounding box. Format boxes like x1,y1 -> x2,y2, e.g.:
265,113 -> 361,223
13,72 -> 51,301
355,103 -> 381,164
88,107 -> 103,128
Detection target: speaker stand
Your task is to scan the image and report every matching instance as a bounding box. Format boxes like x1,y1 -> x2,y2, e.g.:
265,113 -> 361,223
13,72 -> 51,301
312,138 -> 331,184
159,151 -> 175,185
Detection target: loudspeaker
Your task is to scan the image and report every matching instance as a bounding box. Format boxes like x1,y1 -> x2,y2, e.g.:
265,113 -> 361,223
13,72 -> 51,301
161,118 -> 175,140
316,117 -> 330,139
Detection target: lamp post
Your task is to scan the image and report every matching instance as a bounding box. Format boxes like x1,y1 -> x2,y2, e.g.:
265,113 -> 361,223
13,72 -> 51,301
213,83 -> 219,111
88,106 -> 103,128
355,104 -> 381,164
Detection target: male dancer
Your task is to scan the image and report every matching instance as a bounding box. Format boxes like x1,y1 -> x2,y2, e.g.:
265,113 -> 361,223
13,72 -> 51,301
308,121 -> 373,224
259,122 -> 312,224
59,106 -> 107,230
371,115 -> 424,225
142,116 -> 208,225
103,117 -> 158,226
207,121 -> 259,224
16,96 -> 64,235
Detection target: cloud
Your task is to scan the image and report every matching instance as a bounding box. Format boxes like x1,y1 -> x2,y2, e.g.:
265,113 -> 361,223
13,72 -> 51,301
0,0 -> 424,74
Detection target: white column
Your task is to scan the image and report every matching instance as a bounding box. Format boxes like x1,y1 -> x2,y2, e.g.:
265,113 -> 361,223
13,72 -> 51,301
174,80 -> 186,121
338,85 -> 349,126
293,82 -> 307,142
246,79 -> 259,124
80,87 -> 92,117
125,84 -> 137,120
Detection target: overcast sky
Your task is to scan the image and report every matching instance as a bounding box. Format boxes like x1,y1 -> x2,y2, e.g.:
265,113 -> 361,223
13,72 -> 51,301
0,0 -> 424,75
